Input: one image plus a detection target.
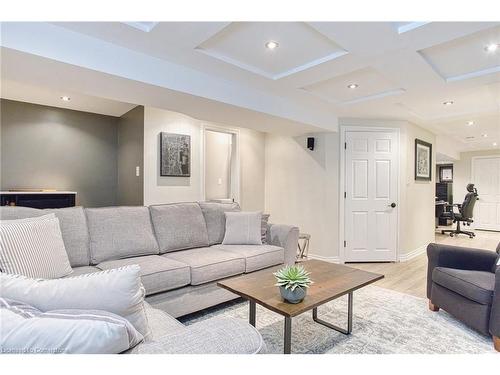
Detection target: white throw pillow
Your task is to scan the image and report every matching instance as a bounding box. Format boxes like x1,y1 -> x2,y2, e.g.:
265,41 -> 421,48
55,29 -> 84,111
0,265 -> 151,339
0,298 -> 143,354
222,211 -> 263,245
0,213 -> 72,278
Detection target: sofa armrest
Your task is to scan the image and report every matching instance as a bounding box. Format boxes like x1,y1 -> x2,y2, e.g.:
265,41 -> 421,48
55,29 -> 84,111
427,243 -> 498,298
490,268 -> 500,337
129,318 -> 265,354
266,223 -> 299,265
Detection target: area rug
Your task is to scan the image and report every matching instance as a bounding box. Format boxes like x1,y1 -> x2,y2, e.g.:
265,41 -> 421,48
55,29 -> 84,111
180,285 -> 496,354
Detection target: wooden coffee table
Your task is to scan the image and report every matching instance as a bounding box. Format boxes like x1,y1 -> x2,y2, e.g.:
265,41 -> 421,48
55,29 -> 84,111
217,259 -> 383,354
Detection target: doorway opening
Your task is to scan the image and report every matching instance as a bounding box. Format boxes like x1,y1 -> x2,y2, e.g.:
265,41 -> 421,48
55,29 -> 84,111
202,127 -> 239,203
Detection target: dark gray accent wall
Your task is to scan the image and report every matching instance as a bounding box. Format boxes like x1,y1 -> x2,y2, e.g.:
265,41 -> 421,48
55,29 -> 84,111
1,99 -> 118,207
117,106 -> 144,205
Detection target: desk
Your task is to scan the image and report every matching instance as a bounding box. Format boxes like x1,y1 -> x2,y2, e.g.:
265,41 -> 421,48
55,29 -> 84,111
435,200 -> 451,227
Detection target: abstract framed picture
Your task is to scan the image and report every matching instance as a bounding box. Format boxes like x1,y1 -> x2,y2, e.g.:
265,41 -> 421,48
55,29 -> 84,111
160,132 -> 191,177
415,139 -> 432,181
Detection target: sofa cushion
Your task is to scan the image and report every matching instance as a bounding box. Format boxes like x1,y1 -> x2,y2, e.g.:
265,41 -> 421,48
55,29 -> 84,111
65,266 -> 101,277
85,207 -> 159,264
0,206 -> 90,267
97,256 -> 190,295
199,202 -> 240,245
150,203 -> 209,253
163,248 -> 245,285
432,267 -> 495,305
213,244 -> 284,272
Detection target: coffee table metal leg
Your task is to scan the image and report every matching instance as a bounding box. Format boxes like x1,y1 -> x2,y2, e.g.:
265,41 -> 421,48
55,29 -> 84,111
284,316 -> 292,354
312,292 -> 353,335
249,301 -> 256,327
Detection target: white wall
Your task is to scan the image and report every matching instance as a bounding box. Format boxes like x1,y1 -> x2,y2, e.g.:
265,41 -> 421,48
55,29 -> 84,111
265,133 -> 339,261
264,119 -> 436,261
143,107 -> 265,211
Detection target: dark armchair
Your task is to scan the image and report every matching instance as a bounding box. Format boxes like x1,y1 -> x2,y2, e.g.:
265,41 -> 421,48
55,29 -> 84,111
427,242 -> 500,351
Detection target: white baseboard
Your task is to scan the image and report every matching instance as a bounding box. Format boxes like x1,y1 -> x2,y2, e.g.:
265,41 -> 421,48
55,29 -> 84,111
307,253 -> 341,263
398,244 -> 427,262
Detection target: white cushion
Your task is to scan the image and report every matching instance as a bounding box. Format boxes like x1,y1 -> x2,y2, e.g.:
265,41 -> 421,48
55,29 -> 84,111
0,214 -> 72,278
0,265 -> 151,339
0,298 -> 143,354
222,211 -> 262,245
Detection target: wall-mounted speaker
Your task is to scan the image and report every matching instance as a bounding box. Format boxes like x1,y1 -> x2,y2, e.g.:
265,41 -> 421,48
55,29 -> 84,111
307,137 -> 315,151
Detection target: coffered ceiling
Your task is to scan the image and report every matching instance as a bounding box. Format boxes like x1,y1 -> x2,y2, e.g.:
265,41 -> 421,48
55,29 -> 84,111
1,21 -> 499,151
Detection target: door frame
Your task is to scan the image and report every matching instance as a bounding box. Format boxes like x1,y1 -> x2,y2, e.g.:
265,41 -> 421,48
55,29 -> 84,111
339,126 -> 401,263
201,124 -> 241,203
471,155 -> 500,231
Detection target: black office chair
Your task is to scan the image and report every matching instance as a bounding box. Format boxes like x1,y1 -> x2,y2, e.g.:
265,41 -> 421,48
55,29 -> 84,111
441,183 -> 478,238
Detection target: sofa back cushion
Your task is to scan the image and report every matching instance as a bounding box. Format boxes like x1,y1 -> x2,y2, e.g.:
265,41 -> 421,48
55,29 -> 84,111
150,203 -> 209,253
85,207 -> 159,264
199,201 -> 240,245
0,206 -> 90,267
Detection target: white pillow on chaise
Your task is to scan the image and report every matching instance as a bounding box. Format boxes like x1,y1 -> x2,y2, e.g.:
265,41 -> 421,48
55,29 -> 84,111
0,298 -> 143,354
0,265 -> 151,339
0,213 -> 72,278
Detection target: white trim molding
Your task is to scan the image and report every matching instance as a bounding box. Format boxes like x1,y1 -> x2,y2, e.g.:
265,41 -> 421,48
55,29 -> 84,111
398,244 -> 427,262
307,254 -> 341,264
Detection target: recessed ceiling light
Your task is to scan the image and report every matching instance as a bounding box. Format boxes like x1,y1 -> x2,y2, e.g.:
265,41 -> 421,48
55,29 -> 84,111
60,96 -> 71,102
482,133 -> 488,138
347,83 -> 359,89
484,43 -> 499,52
466,121 -> 474,126
443,101 -> 454,106
493,142 -> 498,146
265,41 -> 279,50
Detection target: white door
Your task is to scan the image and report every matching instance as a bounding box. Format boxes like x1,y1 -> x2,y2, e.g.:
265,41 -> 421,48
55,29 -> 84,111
472,156 -> 500,231
344,130 -> 399,262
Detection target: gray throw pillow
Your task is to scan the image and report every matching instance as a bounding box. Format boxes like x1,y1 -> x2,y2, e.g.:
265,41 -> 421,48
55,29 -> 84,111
493,243 -> 500,273
261,214 -> 270,244
222,212 -> 263,245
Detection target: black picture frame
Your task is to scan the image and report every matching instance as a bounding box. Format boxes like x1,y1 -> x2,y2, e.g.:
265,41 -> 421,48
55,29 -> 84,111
160,132 -> 191,177
439,165 -> 453,183
414,139 -> 432,181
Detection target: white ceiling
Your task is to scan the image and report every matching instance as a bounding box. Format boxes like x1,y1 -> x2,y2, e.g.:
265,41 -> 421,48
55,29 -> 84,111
1,21 -> 499,151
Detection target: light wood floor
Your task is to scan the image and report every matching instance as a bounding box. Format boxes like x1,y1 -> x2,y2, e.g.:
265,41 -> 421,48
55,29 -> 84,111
348,228 -> 500,299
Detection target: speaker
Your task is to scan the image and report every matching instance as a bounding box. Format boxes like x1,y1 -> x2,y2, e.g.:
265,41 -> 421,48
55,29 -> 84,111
307,137 -> 315,151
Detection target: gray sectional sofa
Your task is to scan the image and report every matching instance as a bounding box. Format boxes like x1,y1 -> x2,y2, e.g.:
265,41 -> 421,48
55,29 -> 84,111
0,202 -> 299,318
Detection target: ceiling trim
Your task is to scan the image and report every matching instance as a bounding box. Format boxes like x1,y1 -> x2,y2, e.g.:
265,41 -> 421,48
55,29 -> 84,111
196,46 -> 348,80
300,86 -> 406,106
123,22 -> 159,33
397,22 -> 430,34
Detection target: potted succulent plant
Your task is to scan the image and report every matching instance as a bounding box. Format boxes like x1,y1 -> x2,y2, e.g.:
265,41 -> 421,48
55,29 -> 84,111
273,264 -> 313,304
